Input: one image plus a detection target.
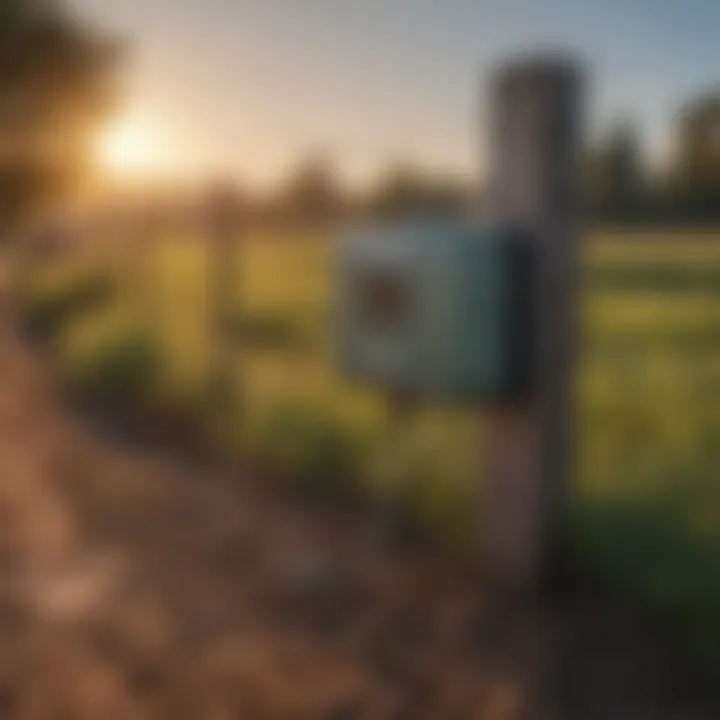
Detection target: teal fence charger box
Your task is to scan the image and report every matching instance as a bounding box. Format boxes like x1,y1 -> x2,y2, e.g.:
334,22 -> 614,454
334,220 -> 536,400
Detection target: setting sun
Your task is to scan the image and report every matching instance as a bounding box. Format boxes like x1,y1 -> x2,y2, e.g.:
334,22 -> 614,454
95,113 -> 163,177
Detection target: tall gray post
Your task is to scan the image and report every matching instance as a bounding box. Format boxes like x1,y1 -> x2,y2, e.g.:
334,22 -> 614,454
484,56 -> 584,590
207,182 -> 243,438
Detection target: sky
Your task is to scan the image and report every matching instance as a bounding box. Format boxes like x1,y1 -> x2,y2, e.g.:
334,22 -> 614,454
70,0 -> 720,189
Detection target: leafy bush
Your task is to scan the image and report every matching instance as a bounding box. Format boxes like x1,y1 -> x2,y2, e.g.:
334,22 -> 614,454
250,401 -> 361,500
70,329 -> 161,413
21,271 -> 114,344
366,423 -> 475,555
247,400 -> 475,553
571,498 -> 720,669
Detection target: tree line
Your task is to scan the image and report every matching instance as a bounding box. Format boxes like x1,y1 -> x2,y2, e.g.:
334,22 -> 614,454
586,100 -> 720,224
272,98 -> 720,225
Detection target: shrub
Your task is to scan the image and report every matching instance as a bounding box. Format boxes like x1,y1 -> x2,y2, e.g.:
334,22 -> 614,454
250,401 -> 361,500
70,329 -> 161,414
367,429 -> 475,555
21,271 -> 114,344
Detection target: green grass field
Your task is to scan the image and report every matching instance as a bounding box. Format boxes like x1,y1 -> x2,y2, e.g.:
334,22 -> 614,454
22,227 -> 720,663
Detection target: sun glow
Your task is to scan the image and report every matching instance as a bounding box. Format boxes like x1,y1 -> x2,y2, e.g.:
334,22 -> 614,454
95,113 -> 165,178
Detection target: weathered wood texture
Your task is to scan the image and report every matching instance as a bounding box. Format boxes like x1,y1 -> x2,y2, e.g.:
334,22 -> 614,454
484,56 -> 584,589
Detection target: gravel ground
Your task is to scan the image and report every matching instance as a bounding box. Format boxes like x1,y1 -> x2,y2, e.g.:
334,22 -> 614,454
0,308 -> 717,719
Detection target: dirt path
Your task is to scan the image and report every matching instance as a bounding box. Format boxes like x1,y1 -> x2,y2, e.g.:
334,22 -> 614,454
0,310 -> 717,719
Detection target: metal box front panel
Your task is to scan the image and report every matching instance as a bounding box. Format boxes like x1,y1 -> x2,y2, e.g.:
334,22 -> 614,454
335,229 -> 449,393
334,223 -> 535,399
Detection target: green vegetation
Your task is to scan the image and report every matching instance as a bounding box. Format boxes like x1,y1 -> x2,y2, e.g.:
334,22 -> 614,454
19,265 -> 115,345
248,399 -> 363,500
68,328 -> 161,414
22,227 -> 720,665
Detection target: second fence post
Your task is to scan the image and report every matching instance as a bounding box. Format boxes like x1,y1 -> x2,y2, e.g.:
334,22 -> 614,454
207,182 -> 244,444
483,56 -> 584,591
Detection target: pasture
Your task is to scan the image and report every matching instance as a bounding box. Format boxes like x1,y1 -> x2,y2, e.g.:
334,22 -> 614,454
21,227 -> 720,662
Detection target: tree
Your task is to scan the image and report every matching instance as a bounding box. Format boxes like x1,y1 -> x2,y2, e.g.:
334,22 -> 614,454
0,0 -> 119,229
586,121 -> 645,220
279,152 -> 344,222
368,162 -> 468,220
671,92 -> 720,219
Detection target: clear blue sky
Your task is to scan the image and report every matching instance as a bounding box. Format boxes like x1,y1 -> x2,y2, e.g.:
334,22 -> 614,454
71,0 -> 719,188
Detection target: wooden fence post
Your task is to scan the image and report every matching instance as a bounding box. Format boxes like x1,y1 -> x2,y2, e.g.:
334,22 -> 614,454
207,182 -> 243,439
484,55 -> 584,591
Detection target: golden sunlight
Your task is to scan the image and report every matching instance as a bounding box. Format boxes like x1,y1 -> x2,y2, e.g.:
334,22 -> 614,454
94,113 -> 164,178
